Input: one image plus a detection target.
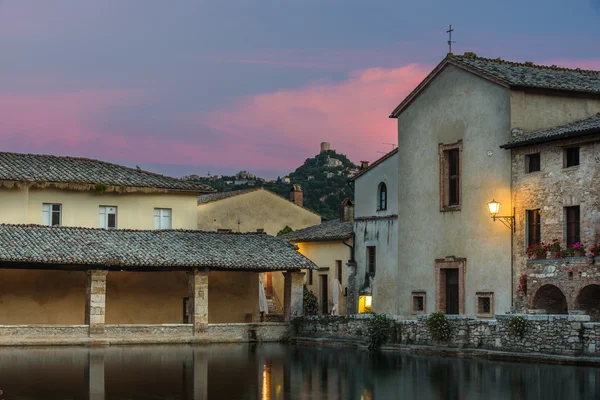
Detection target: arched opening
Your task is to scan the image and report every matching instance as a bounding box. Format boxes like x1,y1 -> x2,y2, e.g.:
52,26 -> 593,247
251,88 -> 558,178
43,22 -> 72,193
532,284 -> 568,314
378,183 -> 387,211
576,284 -> 600,322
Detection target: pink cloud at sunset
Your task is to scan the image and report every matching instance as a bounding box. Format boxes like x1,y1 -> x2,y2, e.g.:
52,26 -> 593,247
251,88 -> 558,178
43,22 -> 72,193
199,63 -> 430,171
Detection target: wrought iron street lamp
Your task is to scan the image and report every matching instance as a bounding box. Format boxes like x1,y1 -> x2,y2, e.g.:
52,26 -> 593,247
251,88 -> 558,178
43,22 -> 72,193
487,199 -> 515,232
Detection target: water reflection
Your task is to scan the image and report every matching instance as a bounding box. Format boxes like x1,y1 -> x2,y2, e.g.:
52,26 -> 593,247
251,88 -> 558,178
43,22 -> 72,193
0,344 -> 598,399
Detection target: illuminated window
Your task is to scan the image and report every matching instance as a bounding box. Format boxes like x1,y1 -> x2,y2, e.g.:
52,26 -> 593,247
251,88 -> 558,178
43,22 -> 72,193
358,295 -> 372,314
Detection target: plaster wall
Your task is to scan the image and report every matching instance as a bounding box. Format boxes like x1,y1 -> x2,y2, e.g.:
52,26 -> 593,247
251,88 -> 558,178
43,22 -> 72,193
197,188 -> 320,312
106,271 -> 259,324
354,152 -> 398,217
0,270 -> 259,325
510,90 -> 600,133
23,188 -> 198,230
396,65 -> 512,316
0,269 -> 86,324
353,151 -> 399,314
196,188 -> 320,235
297,241 -> 350,315
0,187 -> 29,223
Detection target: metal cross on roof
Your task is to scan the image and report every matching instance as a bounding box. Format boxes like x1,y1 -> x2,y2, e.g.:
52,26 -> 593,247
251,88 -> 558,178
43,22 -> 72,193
447,24 -> 455,54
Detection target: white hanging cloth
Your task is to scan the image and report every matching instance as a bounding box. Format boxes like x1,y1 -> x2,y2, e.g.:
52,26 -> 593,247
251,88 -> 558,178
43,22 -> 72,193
331,278 -> 343,315
258,275 -> 269,313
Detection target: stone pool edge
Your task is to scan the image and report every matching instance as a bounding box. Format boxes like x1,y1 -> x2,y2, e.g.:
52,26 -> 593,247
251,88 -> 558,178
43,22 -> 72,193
292,337 -> 600,367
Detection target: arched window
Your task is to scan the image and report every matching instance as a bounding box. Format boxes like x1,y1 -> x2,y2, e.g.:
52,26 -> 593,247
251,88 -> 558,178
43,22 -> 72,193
378,183 -> 387,211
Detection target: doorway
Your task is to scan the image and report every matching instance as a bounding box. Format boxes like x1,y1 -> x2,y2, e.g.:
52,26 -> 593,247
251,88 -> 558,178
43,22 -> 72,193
320,275 -> 328,315
445,269 -> 459,315
265,272 -> 273,297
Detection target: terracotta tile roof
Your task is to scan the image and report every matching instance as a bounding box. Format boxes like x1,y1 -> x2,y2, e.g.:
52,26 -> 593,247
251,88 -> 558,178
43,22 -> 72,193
501,113 -> 600,149
0,224 -> 317,271
390,53 -> 600,118
0,152 -> 213,192
280,220 -> 353,242
197,188 -> 258,204
451,53 -> 600,94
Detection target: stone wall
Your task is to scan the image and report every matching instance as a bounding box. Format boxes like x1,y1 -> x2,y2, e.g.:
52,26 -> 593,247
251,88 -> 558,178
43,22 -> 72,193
525,258 -> 600,316
294,314 -> 600,356
511,136 -> 600,308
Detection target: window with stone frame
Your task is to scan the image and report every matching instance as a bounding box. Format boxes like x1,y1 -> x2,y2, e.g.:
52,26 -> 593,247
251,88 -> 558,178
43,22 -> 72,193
476,292 -> 493,318
439,141 -> 463,212
526,209 -> 541,248
378,182 -> 387,211
411,292 -> 426,314
564,147 -> 580,168
565,206 -> 581,246
526,153 -> 541,173
367,246 -> 376,277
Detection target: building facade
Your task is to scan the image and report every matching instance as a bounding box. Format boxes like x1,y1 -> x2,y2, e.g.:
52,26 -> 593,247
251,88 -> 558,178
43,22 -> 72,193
281,218 -> 353,315
350,148 -> 398,314
197,186 -> 321,315
390,53 -> 600,318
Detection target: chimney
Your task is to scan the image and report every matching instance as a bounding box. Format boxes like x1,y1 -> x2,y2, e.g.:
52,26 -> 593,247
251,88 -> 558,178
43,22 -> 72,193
340,199 -> 354,222
360,161 -> 369,170
290,184 -> 303,207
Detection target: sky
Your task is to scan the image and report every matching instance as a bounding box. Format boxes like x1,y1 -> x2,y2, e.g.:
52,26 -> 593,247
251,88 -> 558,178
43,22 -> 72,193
1,1 -> 599,179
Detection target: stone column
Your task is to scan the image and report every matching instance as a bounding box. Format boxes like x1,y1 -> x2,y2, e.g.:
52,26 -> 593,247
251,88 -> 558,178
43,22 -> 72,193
85,270 -> 108,336
188,268 -> 209,333
86,349 -> 105,400
346,261 -> 358,315
283,271 -> 305,321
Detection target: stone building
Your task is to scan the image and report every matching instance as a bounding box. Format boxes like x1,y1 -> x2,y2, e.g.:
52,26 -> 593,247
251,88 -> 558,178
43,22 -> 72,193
280,215 -> 354,315
389,53 -> 600,318
0,151 -> 315,339
502,114 -> 600,318
197,186 -> 321,315
349,148 -> 398,314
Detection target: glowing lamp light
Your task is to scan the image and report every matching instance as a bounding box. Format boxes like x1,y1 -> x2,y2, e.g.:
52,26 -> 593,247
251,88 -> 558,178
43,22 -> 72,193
487,199 -> 500,216
365,296 -> 372,307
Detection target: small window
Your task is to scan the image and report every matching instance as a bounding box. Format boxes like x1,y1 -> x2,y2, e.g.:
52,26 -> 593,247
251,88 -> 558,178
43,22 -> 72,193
42,204 -> 62,226
439,141 -> 462,211
526,209 -> 541,248
367,246 -> 376,277
412,292 -> 426,314
308,269 -> 313,285
476,292 -> 493,318
565,147 -> 580,168
526,153 -> 540,173
565,206 -> 580,246
99,206 -> 117,229
378,183 -> 387,211
154,208 -> 172,230
336,260 -> 342,284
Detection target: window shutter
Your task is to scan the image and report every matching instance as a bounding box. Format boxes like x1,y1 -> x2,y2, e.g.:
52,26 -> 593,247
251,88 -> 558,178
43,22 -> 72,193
99,206 -> 106,229
162,209 -> 171,229
42,204 -> 51,226
154,209 -> 161,229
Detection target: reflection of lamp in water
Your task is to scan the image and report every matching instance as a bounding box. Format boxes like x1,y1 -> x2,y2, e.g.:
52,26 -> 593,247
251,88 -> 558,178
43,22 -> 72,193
261,363 -> 271,400
358,295 -> 373,313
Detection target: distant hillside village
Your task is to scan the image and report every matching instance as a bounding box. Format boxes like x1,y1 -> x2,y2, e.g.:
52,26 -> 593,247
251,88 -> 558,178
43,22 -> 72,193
182,142 -> 359,220
0,52 -> 600,358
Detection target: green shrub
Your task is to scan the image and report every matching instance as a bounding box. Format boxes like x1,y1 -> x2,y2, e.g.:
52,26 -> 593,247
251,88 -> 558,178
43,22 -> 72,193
277,225 -> 293,236
303,285 -> 319,315
426,312 -> 452,342
366,314 -> 393,350
507,315 -> 527,338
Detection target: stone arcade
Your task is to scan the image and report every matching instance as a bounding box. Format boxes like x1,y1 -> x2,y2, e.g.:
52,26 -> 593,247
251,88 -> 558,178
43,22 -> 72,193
0,224 -> 314,344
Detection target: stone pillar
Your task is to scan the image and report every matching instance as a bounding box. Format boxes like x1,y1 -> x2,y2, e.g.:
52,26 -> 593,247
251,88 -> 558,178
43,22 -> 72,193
86,349 -> 105,400
85,270 -> 108,336
188,268 -> 209,333
283,271 -> 305,321
346,261 -> 358,315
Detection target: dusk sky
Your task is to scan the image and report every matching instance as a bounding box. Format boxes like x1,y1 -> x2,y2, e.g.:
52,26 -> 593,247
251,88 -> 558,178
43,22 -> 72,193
1,1 -> 599,179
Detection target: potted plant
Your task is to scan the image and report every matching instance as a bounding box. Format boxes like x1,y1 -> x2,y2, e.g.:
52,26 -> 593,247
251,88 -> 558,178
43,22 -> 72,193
560,247 -> 575,258
572,242 -> 586,257
589,243 -> 600,264
526,243 -> 546,260
545,239 -> 562,259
